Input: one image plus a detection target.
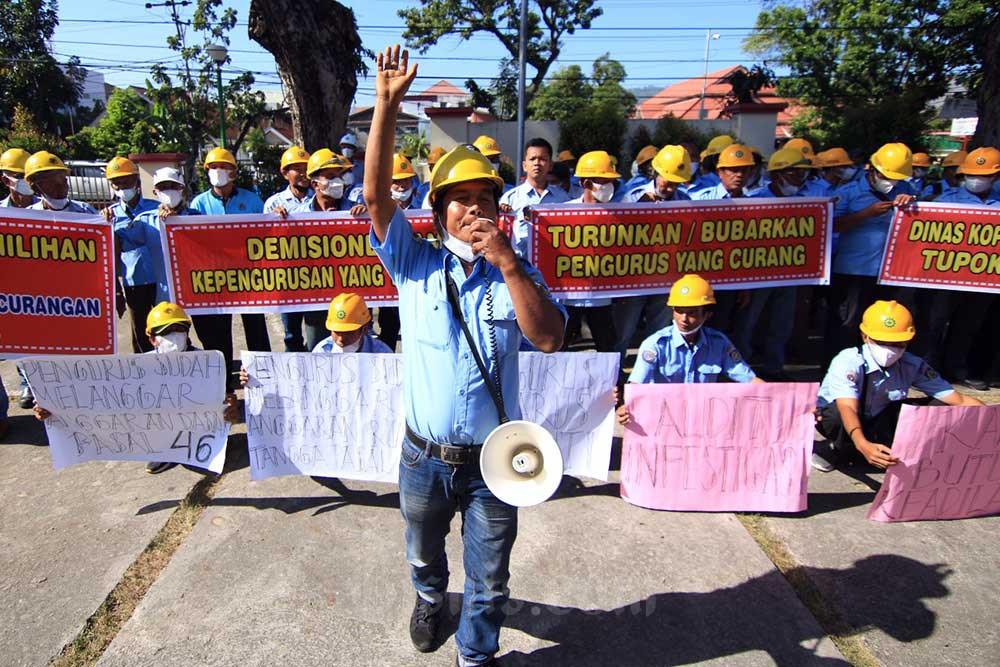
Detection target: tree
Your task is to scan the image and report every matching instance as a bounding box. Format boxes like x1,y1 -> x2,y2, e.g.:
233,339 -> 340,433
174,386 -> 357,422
399,132 -> 430,160
745,0 -> 992,151
530,54 -> 635,122
72,89 -> 160,160
970,10 -> 999,147
399,0 -> 602,110
0,0 -> 85,134
0,104 -> 67,155
558,102 -> 627,167
249,0 -> 369,151
465,58 -> 519,120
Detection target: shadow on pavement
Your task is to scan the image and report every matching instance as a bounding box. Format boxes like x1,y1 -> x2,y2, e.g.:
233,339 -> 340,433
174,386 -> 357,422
435,555 -> 950,666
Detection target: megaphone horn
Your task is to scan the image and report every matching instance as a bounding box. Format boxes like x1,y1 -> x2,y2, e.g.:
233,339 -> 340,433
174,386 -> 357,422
481,420 -> 564,507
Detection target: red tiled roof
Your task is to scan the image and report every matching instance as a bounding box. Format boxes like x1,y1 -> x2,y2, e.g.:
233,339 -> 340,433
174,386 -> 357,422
420,80 -> 466,98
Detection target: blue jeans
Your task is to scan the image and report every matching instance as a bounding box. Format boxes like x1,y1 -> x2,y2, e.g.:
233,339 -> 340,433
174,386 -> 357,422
399,436 -> 518,664
280,310 -> 327,352
0,375 -> 8,419
731,287 -> 797,374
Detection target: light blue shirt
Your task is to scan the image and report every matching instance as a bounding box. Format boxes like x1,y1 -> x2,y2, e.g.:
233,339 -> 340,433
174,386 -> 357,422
0,195 -> 39,208
29,199 -> 98,214
108,197 -> 159,285
799,178 -> 836,198
619,174 -> 651,197
681,171 -> 720,196
311,333 -> 393,354
499,181 -> 570,258
818,346 -> 954,417
689,182 -> 741,200
628,324 -> 757,384
125,207 -> 197,303
371,207 -> 566,444
263,185 -> 313,213
190,187 -> 264,216
935,186 -> 1000,207
293,193 -> 359,212
832,176 -> 915,276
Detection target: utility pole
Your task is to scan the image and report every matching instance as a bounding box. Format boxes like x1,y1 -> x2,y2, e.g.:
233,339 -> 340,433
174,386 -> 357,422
515,0 -> 528,181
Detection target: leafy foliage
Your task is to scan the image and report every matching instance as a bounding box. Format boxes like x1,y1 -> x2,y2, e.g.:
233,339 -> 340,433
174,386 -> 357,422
0,104 -> 67,155
71,89 -> 160,160
745,0 -> 993,151
531,54 -> 635,122
399,132 -> 430,159
400,0 -> 602,110
558,102 -> 628,167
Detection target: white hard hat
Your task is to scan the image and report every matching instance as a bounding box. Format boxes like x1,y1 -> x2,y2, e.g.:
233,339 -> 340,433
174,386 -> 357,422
152,167 -> 184,186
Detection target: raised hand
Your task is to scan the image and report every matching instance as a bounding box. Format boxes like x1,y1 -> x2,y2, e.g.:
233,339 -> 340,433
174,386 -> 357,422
375,44 -> 418,105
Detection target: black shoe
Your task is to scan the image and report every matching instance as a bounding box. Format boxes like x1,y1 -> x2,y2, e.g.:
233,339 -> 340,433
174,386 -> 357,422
959,378 -> 989,391
145,461 -> 178,475
990,379 -> 1000,389
18,387 -> 34,409
410,595 -> 440,652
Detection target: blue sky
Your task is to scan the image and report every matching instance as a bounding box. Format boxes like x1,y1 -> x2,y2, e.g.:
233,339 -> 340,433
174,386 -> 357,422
52,0 -> 768,106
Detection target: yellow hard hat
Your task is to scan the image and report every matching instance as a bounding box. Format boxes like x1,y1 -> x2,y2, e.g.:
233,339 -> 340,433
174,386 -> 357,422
859,300 -> 915,343
574,150 -> 620,180
473,135 -> 501,157
767,148 -> 810,172
24,151 -> 70,182
306,148 -> 352,178
280,146 -> 310,171
958,147 -> 1000,176
427,146 -> 446,166
325,293 -> 371,332
0,148 -> 31,174
717,144 -> 755,169
203,147 -> 237,169
392,153 -> 417,180
700,135 -> 734,160
635,145 -> 658,166
941,150 -> 967,169
870,143 -> 913,180
556,149 -> 576,163
668,274 -> 716,308
429,145 -> 505,204
784,138 -> 814,157
911,152 -> 931,168
145,302 -> 192,336
651,145 -> 692,183
105,156 -> 139,180
817,147 -> 852,168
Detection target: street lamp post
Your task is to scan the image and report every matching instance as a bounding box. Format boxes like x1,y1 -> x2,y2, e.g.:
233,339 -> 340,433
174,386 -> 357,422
697,30 -> 720,121
206,44 -> 228,149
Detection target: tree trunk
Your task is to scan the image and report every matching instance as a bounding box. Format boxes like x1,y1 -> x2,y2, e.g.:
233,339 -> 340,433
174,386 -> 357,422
248,1 -> 366,151
971,13 -> 999,148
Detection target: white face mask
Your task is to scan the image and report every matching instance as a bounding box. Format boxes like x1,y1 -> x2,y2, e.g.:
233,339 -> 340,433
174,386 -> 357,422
208,168 -> 232,187
867,341 -> 905,368
156,189 -> 183,208
838,166 -> 858,182
318,177 -> 345,199
115,187 -> 137,202
341,147 -> 355,159
42,194 -> 69,210
872,174 -> 898,195
591,182 -> 615,203
964,175 -> 994,194
332,337 -> 363,354
391,186 -> 414,202
440,227 -> 479,263
341,171 -> 355,186
155,331 -> 188,354
776,179 -> 801,196
676,321 -> 703,337
13,178 -> 34,196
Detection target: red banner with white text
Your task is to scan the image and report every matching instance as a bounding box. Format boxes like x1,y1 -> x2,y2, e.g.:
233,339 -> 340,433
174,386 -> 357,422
529,198 -> 832,298
0,208 -> 116,357
879,202 -> 1000,294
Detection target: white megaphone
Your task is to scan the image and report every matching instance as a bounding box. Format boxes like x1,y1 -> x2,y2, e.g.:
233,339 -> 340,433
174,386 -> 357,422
480,420 -> 563,507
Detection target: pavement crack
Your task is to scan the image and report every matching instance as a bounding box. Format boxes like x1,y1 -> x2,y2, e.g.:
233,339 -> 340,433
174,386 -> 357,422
49,473 -> 223,667
736,513 -> 882,667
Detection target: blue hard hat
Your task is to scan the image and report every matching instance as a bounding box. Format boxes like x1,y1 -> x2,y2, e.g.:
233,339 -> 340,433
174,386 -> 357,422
339,133 -> 358,146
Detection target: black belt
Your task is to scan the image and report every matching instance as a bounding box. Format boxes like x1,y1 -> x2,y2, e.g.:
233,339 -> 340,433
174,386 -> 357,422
405,424 -> 482,465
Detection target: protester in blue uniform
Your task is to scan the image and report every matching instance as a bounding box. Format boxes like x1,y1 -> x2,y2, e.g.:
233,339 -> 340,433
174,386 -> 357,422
25,151 -> 97,214
0,148 -> 39,208
924,150 -> 966,201
311,293 -> 393,354
264,146 -> 314,213
338,132 -> 365,190
690,143 -> 756,200
812,300 -> 983,472
800,147 -> 858,197
365,45 -> 566,667
682,134 -> 731,197
618,144 -> 657,196
499,137 -> 570,258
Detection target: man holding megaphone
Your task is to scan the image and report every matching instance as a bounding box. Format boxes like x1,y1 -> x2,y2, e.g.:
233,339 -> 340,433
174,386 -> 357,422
364,45 -> 567,667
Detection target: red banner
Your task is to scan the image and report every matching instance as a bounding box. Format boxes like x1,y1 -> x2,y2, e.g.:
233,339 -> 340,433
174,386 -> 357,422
879,202 -> 1000,294
162,210 -> 514,313
530,198 -> 832,297
0,208 -> 116,356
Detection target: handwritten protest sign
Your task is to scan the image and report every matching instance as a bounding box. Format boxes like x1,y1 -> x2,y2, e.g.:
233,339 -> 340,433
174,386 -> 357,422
868,404 -> 1000,522
241,352 -> 405,482
0,208 -> 115,356
519,351 -> 617,480
620,382 -> 819,512
530,198 -> 832,298
161,211 -> 514,314
20,351 -> 230,473
879,202 -> 1000,293
242,352 -> 615,482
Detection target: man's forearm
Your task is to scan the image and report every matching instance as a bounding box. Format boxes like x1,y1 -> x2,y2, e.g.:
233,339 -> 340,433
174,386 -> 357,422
364,96 -> 399,242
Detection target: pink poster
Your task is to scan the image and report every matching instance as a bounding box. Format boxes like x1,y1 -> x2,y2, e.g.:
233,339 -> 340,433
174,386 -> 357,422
868,404 -> 1000,522
620,382 -> 819,512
